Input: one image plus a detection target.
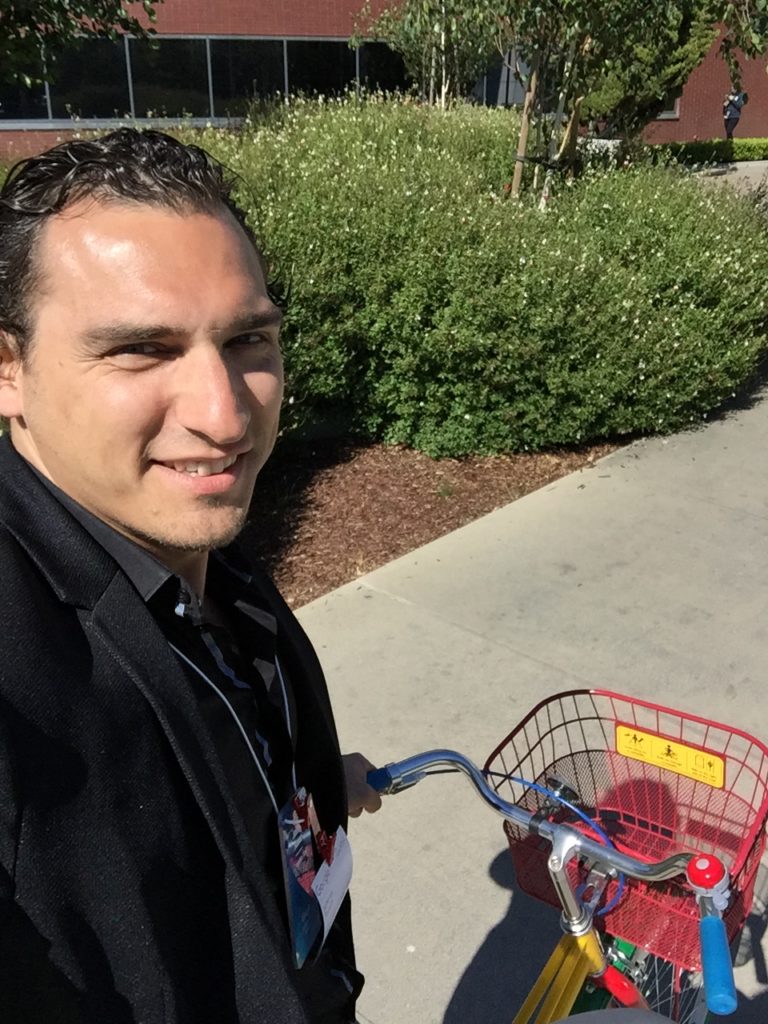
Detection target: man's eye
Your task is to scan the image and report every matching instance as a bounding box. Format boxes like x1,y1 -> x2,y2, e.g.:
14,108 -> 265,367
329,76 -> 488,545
228,332 -> 272,348
113,343 -> 166,357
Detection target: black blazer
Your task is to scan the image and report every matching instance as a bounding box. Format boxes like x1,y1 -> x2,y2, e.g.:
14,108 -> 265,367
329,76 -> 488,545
0,437 -> 359,1023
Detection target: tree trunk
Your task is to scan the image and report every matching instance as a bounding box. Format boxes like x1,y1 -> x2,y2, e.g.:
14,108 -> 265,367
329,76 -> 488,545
532,101 -> 544,192
539,37 -> 578,211
440,2 -> 447,110
510,55 -> 539,198
559,95 -> 584,177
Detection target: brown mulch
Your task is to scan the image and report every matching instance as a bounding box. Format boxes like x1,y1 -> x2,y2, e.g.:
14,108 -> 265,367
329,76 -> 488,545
241,438 -> 619,608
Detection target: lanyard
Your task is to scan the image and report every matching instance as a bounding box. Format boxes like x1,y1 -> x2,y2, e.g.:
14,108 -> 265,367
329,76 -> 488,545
168,642 -> 297,816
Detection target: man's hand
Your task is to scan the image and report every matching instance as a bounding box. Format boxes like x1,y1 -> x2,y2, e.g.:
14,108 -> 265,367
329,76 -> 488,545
343,752 -> 383,818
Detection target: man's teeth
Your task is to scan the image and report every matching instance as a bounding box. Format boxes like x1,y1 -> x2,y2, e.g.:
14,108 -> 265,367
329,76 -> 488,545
170,455 -> 238,476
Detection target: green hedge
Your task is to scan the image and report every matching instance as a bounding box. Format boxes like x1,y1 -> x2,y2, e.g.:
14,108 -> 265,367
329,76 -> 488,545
6,103 -> 768,457
652,138 -> 768,164
185,100 -> 768,455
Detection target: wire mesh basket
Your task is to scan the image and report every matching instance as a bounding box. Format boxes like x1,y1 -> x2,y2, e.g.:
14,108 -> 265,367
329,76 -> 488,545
484,690 -> 768,971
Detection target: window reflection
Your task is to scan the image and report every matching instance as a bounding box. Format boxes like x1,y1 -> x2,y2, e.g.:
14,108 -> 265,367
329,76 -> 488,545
129,38 -> 209,117
211,39 -> 285,116
0,78 -> 47,120
49,39 -> 130,118
287,41 -> 356,95
358,43 -> 407,92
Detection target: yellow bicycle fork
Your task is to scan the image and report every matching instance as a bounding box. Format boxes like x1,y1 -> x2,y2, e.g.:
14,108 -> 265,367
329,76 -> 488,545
512,930 -> 605,1024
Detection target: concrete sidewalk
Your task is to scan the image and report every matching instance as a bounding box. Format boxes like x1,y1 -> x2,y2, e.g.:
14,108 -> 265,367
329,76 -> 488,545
700,159 -> 768,193
298,395 -> 768,1024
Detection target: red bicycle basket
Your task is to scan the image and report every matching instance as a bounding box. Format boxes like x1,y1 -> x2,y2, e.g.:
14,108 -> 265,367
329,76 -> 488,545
484,690 -> 768,971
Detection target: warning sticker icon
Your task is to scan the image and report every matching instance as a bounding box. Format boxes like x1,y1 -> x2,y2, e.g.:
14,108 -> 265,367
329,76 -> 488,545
616,724 -> 725,788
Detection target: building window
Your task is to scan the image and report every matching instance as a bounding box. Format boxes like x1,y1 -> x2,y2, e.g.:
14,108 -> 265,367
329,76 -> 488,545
0,35 -> 388,124
286,41 -> 356,95
358,43 -> 407,92
0,78 -> 47,119
49,39 -> 130,118
129,37 -> 210,117
210,39 -> 285,115
656,89 -> 682,120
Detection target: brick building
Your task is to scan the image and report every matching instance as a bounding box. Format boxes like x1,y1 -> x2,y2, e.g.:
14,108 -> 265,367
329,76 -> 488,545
3,5 -> 768,160
646,30 -> 768,143
0,0 -> 399,160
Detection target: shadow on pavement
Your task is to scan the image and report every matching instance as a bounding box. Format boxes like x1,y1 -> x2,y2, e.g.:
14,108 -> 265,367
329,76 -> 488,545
443,849 -> 561,1024
444,850 -> 768,1023
240,436 -> 359,574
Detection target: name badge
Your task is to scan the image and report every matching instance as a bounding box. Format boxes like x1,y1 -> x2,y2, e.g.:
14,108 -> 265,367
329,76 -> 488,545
278,788 -> 353,967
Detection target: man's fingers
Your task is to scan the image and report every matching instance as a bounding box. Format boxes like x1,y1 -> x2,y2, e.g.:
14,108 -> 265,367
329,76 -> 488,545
343,751 -> 384,817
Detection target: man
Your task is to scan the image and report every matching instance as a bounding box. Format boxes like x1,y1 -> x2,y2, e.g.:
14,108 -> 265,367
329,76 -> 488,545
0,128 -> 380,1023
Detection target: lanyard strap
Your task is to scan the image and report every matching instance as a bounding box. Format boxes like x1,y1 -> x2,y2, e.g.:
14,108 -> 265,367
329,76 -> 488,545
168,642 -> 298,816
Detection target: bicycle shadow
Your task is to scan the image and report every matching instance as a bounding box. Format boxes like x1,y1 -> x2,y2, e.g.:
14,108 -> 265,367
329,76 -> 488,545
443,850 -> 768,1024
443,849 -> 561,1024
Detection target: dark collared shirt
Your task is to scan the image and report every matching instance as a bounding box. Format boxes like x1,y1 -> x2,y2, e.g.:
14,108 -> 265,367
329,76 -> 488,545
29,469 -> 296,920
21,465 -> 360,1021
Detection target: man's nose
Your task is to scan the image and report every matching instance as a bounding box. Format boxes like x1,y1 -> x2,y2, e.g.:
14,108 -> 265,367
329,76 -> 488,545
173,346 -> 250,445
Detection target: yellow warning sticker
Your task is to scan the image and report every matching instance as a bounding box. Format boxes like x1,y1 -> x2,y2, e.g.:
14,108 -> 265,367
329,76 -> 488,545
615,724 -> 725,789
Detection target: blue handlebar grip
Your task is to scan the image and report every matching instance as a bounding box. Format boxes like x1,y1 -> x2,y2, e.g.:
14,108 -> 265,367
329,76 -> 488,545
366,766 -> 393,793
700,915 -> 737,1015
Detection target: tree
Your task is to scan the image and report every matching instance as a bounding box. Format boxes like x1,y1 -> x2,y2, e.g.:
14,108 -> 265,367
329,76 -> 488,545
492,0 -> 683,194
0,0 -> 161,85
355,0 -> 768,196
584,6 -> 718,135
715,0 -> 768,85
501,0 -> 768,196
354,0 -> 504,106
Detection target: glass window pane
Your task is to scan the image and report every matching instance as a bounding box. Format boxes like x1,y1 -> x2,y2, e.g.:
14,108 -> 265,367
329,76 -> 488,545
0,77 -> 47,120
49,39 -> 129,118
129,38 -> 209,117
210,39 -> 284,116
358,43 -> 407,92
286,41 -> 356,96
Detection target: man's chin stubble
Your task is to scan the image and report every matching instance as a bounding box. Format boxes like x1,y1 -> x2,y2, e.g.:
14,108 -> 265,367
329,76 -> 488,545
117,510 -> 249,556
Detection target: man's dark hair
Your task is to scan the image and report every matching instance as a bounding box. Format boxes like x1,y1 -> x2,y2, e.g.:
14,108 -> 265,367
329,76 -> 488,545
0,128 -> 267,356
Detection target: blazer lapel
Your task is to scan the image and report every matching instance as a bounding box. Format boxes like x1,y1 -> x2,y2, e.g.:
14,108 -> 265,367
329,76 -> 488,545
89,572 -> 286,919
0,439 -> 285,928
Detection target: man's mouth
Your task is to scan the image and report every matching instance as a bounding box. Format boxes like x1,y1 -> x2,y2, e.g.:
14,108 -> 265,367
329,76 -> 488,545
162,453 -> 241,477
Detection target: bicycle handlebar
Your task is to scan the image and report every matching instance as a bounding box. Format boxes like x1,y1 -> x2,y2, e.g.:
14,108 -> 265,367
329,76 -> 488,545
699,916 -> 737,1015
367,749 -> 738,1017
367,749 -> 692,881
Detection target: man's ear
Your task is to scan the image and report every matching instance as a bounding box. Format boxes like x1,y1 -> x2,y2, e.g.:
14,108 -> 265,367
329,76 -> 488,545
0,331 -> 25,420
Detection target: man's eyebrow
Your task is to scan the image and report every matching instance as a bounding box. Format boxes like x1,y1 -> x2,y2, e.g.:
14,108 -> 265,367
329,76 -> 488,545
81,308 -> 283,347
227,307 -> 284,333
82,324 -> 179,346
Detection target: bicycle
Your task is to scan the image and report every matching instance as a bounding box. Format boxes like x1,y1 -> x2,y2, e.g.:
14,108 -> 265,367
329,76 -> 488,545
367,689 -> 768,1022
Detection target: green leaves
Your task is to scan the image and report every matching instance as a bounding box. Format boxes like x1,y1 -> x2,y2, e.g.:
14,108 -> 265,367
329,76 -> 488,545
353,0 -> 505,102
584,7 -> 718,133
189,100 -> 768,455
0,0 -> 161,84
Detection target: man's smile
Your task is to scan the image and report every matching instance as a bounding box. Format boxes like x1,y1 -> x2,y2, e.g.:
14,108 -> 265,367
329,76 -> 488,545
160,452 -> 242,477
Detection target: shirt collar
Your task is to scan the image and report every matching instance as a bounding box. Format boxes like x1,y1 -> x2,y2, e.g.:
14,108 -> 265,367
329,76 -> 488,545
22,461 -> 265,625
26,463 -> 174,602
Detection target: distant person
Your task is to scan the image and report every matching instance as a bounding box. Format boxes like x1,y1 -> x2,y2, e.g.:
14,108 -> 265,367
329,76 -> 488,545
723,90 -> 748,140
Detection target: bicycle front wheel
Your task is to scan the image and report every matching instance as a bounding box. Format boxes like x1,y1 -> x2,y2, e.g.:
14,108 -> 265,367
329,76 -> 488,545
601,939 -> 710,1023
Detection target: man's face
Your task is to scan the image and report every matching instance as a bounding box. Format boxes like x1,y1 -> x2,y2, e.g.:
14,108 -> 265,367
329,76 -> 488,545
2,201 -> 284,573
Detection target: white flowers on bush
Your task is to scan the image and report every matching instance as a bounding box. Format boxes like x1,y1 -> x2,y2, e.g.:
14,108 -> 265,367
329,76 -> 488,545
182,96 -> 768,453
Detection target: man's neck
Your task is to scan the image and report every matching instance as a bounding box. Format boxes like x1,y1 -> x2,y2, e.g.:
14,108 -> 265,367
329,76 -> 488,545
163,551 -> 209,602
